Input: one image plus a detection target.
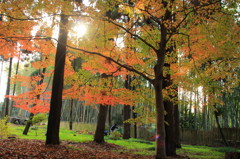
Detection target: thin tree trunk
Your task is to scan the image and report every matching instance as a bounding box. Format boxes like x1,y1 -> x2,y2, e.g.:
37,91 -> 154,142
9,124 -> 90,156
189,91 -> 193,129
0,60 -> 4,88
214,107 -> 229,146
23,113 -> 34,135
132,106 -> 137,138
123,75 -> 131,139
46,14 -> 68,145
10,52 -> 20,115
194,90 -> 198,130
69,99 -> 74,130
212,88 -> 228,146
2,57 -> 13,117
108,105 -> 112,129
202,94 -> 207,130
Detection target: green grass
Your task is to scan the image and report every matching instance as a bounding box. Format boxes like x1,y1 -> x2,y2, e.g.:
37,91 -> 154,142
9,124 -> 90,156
177,145 -> 240,159
10,124 -> 94,142
8,124 -> 240,158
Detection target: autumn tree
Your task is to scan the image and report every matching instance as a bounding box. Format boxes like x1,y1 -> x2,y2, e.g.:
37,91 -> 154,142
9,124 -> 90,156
65,0 -> 225,158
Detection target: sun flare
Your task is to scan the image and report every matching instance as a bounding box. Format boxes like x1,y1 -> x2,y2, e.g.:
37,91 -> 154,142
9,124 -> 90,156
73,23 -> 87,38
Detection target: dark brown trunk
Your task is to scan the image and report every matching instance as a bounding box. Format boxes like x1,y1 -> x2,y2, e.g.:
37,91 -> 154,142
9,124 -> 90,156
46,14 -> 68,145
94,104 -> 108,143
154,59 -> 166,158
154,78 -> 166,159
164,100 -> 176,156
69,99 -> 74,130
123,75 -> 131,139
174,103 -> 181,148
123,104 -> 131,139
23,113 -> 34,135
132,106 -> 137,138
108,105 -> 112,129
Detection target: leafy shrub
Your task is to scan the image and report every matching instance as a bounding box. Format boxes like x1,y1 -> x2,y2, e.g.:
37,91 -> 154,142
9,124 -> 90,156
29,113 -> 47,136
109,131 -> 122,140
31,113 -> 48,125
0,116 -> 9,139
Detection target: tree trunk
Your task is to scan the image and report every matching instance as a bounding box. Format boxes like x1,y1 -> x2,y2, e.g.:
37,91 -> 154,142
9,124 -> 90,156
108,105 -> 112,129
133,107 -> 137,138
2,57 -> 13,117
164,100 -> 176,156
69,99 -> 74,130
0,60 -> 4,86
214,105 -> 229,146
189,91 -> 193,129
123,75 -> 131,139
174,103 -> 181,148
123,104 -> 131,139
94,104 -> 108,143
154,59 -> 166,158
10,52 -> 20,115
46,14 -> 68,145
154,79 -> 166,159
23,113 -> 34,135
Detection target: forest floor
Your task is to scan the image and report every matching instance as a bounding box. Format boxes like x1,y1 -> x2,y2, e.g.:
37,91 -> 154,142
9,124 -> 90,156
0,139 -> 190,159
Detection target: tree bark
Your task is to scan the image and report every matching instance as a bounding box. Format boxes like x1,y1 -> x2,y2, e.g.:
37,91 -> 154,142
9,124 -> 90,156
23,113 -> 34,135
108,105 -> 112,129
174,103 -> 181,148
69,99 -> 74,130
123,104 -> 131,139
123,75 -> 131,139
164,99 -> 176,156
94,104 -> 108,143
154,60 -> 166,158
2,57 -> 12,117
10,52 -> 20,115
46,14 -> 68,145
132,106 -> 137,138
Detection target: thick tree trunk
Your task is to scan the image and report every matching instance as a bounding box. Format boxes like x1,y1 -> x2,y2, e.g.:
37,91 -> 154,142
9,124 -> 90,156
123,104 -> 131,139
46,14 -> 68,145
164,100 -> 176,156
94,104 -> 108,143
154,61 -> 166,159
154,80 -> 166,159
174,103 -> 181,148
